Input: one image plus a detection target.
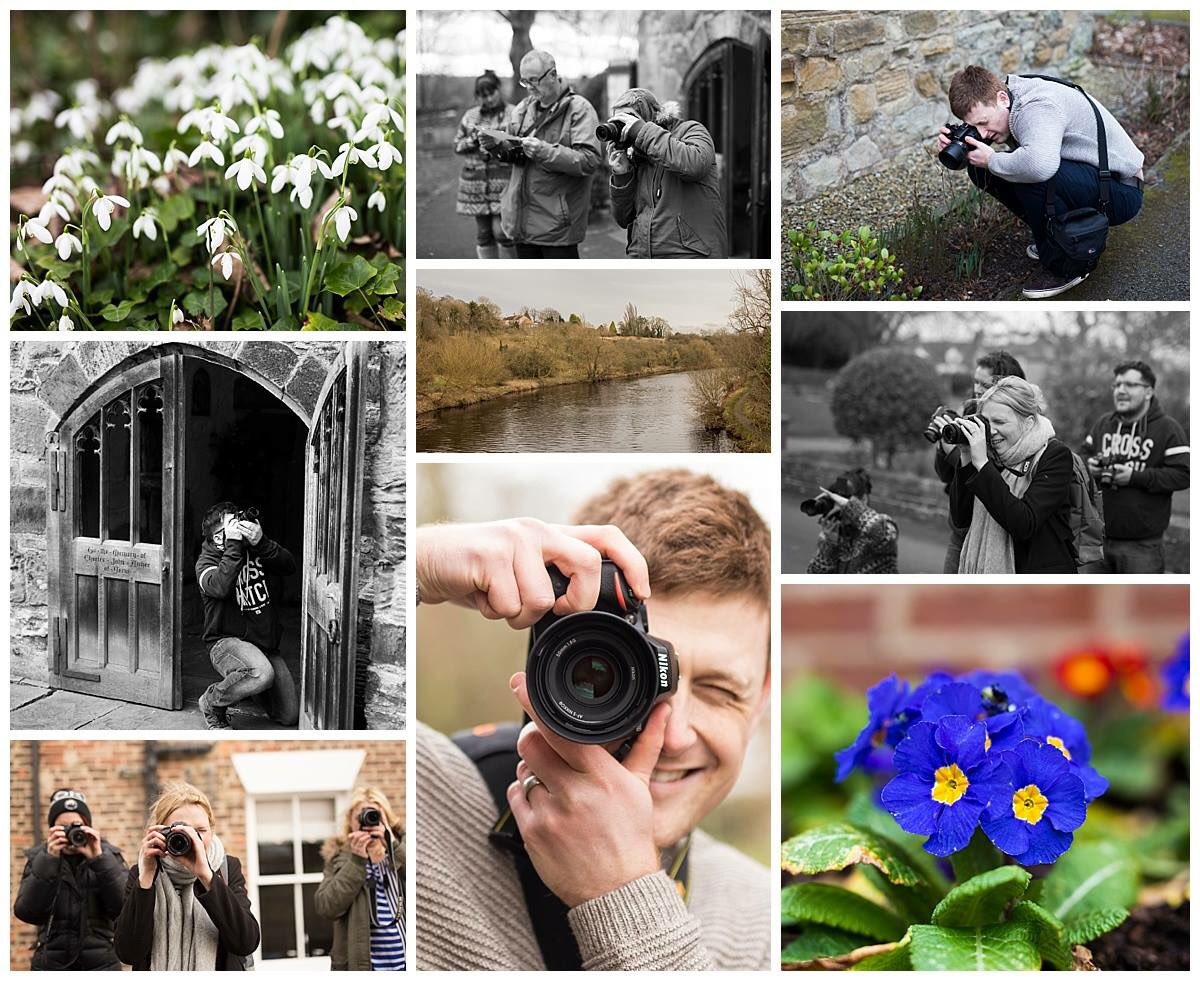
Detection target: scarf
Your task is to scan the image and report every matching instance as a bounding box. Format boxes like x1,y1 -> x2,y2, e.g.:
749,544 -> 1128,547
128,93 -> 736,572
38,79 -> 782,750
368,833 -> 404,932
150,834 -> 226,972
959,415 -> 1056,574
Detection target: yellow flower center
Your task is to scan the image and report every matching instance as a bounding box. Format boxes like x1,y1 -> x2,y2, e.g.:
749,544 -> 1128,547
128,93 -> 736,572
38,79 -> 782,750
931,764 -> 969,806
1047,735 -> 1071,760
1012,784 -> 1049,825
984,733 -> 992,752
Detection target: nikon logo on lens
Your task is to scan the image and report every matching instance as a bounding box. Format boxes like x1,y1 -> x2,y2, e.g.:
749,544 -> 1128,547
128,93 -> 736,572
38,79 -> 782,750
526,561 -> 678,744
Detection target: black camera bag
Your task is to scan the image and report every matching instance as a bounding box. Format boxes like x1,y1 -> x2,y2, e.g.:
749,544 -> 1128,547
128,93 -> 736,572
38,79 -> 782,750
1020,75 -> 1112,267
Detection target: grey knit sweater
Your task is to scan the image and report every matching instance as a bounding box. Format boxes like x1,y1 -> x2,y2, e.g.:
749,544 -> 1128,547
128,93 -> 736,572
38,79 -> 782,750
987,74 -> 1144,185
414,722 -> 772,970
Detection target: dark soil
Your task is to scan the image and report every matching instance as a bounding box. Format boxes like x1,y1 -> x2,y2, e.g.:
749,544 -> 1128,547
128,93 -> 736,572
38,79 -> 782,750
1088,902 -> 1190,971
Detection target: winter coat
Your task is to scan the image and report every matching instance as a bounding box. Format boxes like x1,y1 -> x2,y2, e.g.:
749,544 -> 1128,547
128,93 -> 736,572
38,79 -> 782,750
949,438 -> 1077,573
610,115 -> 727,258
454,103 -> 514,216
196,535 -> 296,653
1084,399 -> 1190,540
14,841 -> 127,971
113,856 -> 260,970
806,497 -> 898,574
497,87 -> 600,246
314,829 -> 405,971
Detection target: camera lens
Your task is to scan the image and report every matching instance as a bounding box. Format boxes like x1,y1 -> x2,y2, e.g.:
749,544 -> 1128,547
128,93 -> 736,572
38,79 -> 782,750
358,807 -> 382,828
570,655 -> 616,702
596,121 -> 620,142
165,827 -> 193,857
67,826 -> 89,848
938,141 -> 969,170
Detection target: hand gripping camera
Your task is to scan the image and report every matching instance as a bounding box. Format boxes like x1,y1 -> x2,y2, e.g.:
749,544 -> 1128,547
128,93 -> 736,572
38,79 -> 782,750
66,823 -> 91,848
1089,453 -> 1123,488
358,806 -> 382,829
938,123 -> 992,170
233,506 -> 259,523
799,468 -> 871,517
165,822 -> 195,857
939,415 -> 992,445
526,561 -> 677,745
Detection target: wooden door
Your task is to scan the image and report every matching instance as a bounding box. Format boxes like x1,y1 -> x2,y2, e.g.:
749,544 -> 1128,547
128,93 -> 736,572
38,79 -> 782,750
300,346 -> 366,730
47,355 -> 183,708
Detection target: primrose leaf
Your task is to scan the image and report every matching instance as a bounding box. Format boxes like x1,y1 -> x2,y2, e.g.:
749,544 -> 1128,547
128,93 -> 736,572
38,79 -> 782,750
781,821 -> 925,886
1010,900 -> 1072,970
782,926 -> 871,965
302,310 -> 342,331
909,922 -> 1042,971
781,883 -> 906,942
849,932 -> 913,971
1062,906 -> 1130,946
1034,841 -> 1137,928
323,255 -> 377,297
931,866 -> 1031,928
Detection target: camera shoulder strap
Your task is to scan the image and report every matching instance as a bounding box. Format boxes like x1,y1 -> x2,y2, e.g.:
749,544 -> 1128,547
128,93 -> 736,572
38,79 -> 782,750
1017,74 -> 1111,216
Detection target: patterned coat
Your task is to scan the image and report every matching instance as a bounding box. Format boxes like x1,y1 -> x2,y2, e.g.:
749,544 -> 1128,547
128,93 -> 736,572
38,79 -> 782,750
454,103 -> 514,216
806,497 -> 899,574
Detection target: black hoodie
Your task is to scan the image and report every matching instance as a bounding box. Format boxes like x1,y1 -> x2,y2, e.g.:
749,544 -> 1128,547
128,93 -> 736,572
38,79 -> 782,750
1084,399 -> 1189,540
196,536 -> 296,652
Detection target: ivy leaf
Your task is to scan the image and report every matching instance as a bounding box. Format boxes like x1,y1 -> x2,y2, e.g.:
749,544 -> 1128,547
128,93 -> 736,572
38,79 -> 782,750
1062,907 -> 1130,946
156,194 -> 196,234
129,263 -> 177,302
378,296 -> 405,321
781,883 -> 906,942
231,310 -> 265,331
182,289 -> 226,319
323,255 -> 377,296
370,260 -> 402,295
782,926 -> 871,965
781,822 -> 926,886
1033,841 -> 1137,928
909,922 -> 1042,971
99,299 -> 137,322
1010,900 -> 1072,970
302,310 -> 342,331
270,315 -> 299,332
931,866 -> 1031,928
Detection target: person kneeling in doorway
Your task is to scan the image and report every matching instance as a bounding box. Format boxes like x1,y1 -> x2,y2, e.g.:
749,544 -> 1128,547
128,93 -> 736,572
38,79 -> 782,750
195,502 -> 299,729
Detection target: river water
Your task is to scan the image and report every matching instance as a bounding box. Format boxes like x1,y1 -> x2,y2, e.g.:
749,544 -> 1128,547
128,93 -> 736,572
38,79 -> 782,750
417,370 -> 736,453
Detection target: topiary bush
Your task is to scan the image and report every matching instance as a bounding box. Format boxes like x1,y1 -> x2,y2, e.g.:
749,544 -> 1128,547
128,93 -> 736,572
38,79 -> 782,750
830,348 -> 941,467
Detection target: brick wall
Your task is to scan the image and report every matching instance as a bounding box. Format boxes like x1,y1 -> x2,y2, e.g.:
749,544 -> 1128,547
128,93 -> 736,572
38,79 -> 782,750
10,739 -> 406,969
783,584 -> 1188,689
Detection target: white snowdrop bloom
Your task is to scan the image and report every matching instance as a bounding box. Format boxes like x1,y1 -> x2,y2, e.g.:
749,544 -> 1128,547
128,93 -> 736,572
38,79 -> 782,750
177,106 -> 214,136
196,216 -> 228,253
371,139 -> 402,171
133,211 -> 159,241
188,140 -> 225,168
22,216 -> 53,245
35,278 -> 70,308
231,133 -> 269,163
10,281 -> 36,318
13,141 -> 34,164
58,314 -> 75,332
329,142 -> 377,178
152,176 -> 172,196
246,108 -> 284,140
367,189 -> 386,212
211,250 -> 239,281
55,231 -> 83,261
225,157 -> 267,191
133,145 -> 161,173
207,108 -> 240,143
163,146 -> 189,174
270,163 -> 292,194
289,183 -> 315,209
42,173 -> 77,197
295,153 -> 334,182
77,175 -> 101,198
171,303 -> 185,325
104,118 -> 144,145
22,90 -> 62,125
323,73 -> 362,102
54,105 -> 99,140
39,198 -> 72,224
331,205 -> 358,243
362,102 -> 404,133
48,189 -> 79,216
53,148 -> 100,177
91,193 -> 130,232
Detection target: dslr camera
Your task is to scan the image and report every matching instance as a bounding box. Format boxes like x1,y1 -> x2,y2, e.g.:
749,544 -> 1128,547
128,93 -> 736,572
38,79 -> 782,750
596,117 -> 634,146
164,822 -> 195,857
232,506 -> 259,523
65,823 -> 91,848
938,123 -> 991,170
1089,453 -> 1123,488
800,468 -> 871,517
526,561 -> 677,745
922,404 -> 961,444
358,806 -> 382,829
939,415 -> 992,445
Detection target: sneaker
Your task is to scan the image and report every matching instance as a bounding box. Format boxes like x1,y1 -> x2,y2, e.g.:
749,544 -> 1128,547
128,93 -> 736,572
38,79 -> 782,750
1022,268 -> 1089,300
198,687 -> 233,729
1026,242 -> 1039,261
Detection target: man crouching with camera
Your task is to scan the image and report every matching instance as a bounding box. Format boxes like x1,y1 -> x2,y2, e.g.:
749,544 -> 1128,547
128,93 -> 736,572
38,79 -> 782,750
414,470 -> 770,970
14,790 -> 127,970
602,88 -> 727,258
936,66 -> 1144,300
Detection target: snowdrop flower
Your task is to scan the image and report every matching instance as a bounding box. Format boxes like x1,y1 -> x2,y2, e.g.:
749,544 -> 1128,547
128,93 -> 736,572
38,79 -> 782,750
231,133 -> 269,163
10,281 -> 36,318
21,216 -> 53,245
196,216 -> 236,253
294,153 -> 334,181
35,277 -> 69,308
226,157 -> 267,191
207,108 -> 240,143
371,139 -> 402,171
55,231 -> 83,261
162,145 -> 189,174
362,102 -> 404,133
132,210 -> 159,241
105,118 -> 144,145
53,148 -> 100,178
58,314 -> 75,332
270,163 -> 292,194
367,189 -> 386,212
329,142 -> 376,177
40,198 -> 73,224
91,193 -> 130,232
289,183 -> 315,210
211,250 -> 240,281
42,173 -> 77,197
54,105 -> 100,140
246,108 -> 284,139
177,106 -> 214,136
188,140 -> 225,168
171,302 -> 184,325
331,205 -> 357,243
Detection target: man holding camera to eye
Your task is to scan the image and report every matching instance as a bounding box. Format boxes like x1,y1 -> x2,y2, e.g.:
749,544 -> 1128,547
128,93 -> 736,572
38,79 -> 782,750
603,87 -> 727,258
477,50 -> 600,259
14,790 -> 127,971
936,66 -> 1144,300
1083,360 -> 1189,573
195,501 -> 299,729
805,468 -> 898,574
414,470 -> 771,970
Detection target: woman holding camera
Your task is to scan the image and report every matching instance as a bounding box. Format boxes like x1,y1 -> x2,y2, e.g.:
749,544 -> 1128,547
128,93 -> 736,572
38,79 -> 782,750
948,377 -> 1077,574
114,782 -> 260,970
315,788 -> 405,971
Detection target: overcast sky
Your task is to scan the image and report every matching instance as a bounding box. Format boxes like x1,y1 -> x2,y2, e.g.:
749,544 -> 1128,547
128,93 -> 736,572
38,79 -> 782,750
418,269 -> 744,333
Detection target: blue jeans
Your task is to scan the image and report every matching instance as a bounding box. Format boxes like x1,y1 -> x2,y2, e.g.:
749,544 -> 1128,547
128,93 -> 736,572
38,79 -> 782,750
967,160 -> 1143,277
1102,537 -> 1166,574
208,638 -> 299,725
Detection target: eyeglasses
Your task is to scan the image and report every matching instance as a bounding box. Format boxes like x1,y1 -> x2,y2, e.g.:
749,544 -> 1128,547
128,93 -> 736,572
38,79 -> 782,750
519,66 -> 553,90
1111,381 -> 1150,391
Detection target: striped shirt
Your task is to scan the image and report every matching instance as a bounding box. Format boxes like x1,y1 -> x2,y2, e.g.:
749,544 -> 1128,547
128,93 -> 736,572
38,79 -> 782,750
365,860 -> 405,971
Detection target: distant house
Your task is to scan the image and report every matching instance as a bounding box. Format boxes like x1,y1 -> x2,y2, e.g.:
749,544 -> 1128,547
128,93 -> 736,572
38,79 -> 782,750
503,313 -> 535,330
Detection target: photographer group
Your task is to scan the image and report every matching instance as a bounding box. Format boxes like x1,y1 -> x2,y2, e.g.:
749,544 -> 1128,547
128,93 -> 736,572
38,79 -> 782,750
454,51 -> 726,259
15,785 -> 405,971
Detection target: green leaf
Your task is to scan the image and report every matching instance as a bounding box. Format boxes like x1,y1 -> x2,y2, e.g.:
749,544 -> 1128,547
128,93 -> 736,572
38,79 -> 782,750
302,310 -> 341,331
909,922 -> 1042,971
323,255 -> 377,296
948,829 -> 1005,883
781,883 -> 905,942
182,289 -> 226,320
269,315 -> 299,332
231,310 -> 265,331
782,926 -> 871,965
1035,841 -> 1138,927
99,299 -> 137,323
89,216 -> 129,251
1062,906 -> 1130,946
32,254 -> 78,279
931,866 -> 1031,927
781,822 -> 926,886
1010,900 -> 1072,970
156,194 -> 196,234
370,260 -> 402,295
849,933 -> 912,971
129,263 -> 177,302
378,296 -> 405,321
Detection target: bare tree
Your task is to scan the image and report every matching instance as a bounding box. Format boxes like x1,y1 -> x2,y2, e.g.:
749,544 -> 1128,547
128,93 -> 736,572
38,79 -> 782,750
621,302 -> 639,337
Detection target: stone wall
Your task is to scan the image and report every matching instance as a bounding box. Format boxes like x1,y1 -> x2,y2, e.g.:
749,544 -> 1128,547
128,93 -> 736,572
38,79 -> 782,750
781,10 -> 1095,203
638,10 -> 769,103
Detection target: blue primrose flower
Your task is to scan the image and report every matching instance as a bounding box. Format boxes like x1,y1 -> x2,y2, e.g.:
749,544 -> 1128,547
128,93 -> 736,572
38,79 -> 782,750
1162,634 -> 1189,712
834,674 -> 910,782
981,739 -> 1087,866
920,681 -> 1025,753
1021,696 -> 1108,801
880,716 -> 1010,856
